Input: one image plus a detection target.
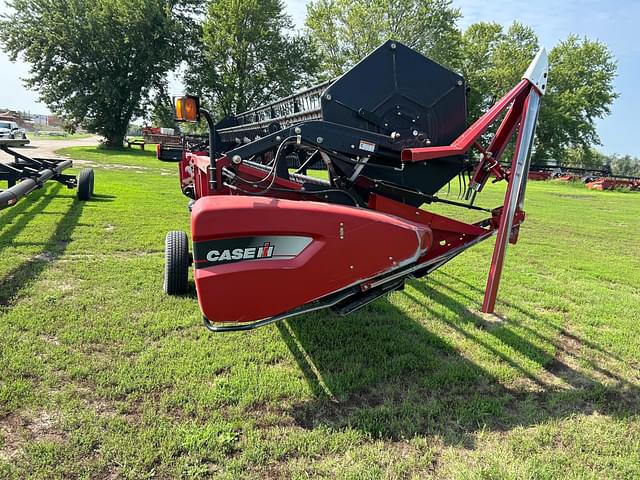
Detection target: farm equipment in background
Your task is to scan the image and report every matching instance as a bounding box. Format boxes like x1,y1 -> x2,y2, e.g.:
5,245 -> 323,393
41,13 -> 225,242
155,134 -> 209,163
0,139 -> 94,210
514,163 -> 640,189
160,40 -> 548,331
141,126 -> 179,145
142,125 -> 210,162
586,177 -> 640,191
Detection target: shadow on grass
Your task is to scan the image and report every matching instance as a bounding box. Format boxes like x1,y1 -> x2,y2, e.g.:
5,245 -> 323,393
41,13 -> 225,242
278,272 -> 640,446
179,280 -> 199,300
0,189 -> 85,307
88,193 -> 116,203
0,184 -> 62,255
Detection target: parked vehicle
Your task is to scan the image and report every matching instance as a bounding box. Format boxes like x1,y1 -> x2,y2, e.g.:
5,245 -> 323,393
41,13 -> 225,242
0,121 -> 27,140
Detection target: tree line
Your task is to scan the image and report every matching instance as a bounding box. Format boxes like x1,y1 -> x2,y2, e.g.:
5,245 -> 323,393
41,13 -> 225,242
1,0 -> 635,174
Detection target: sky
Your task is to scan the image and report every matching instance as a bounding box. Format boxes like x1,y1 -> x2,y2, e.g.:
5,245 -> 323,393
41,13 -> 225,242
1,0 -> 638,156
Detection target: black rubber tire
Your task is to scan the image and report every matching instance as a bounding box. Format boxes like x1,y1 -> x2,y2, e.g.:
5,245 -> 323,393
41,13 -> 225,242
164,231 -> 189,295
77,168 -> 94,200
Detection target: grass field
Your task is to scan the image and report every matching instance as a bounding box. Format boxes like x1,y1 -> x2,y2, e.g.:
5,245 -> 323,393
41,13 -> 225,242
1,146 -> 639,479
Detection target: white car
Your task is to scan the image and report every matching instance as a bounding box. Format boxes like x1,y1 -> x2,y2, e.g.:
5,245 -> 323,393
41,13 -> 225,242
0,121 -> 28,140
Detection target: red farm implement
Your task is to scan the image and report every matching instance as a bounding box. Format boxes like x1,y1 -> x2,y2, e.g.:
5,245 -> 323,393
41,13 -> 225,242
527,170 -> 553,181
160,40 -> 548,332
586,177 -> 640,191
0,139 -> 94,210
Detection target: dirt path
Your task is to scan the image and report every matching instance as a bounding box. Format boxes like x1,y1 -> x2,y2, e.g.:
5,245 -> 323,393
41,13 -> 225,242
0,135 -> 101,162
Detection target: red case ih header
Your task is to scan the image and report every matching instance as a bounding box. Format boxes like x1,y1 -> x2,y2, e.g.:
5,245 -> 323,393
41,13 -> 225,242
161,40 -> 548,332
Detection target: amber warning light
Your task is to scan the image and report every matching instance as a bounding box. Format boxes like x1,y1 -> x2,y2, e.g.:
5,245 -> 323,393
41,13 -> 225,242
174,95 -> 200,123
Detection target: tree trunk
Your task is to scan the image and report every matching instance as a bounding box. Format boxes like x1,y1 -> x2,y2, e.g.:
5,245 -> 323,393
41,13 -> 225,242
104,132 -> 126,149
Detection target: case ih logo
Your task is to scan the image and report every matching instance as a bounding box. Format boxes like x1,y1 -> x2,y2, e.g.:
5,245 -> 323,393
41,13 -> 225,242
194,236 -> 312,269
206,242 -> 274,262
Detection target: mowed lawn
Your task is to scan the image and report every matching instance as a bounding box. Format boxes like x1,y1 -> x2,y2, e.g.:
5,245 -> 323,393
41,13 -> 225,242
1,146 -> 639,479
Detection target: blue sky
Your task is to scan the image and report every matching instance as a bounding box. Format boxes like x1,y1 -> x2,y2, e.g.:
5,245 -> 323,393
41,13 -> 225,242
1,0 -> 637,156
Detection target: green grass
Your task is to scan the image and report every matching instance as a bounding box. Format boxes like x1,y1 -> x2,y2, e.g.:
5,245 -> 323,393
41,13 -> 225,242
29,133 -> 93,141
1,146 -> 639,479
56,145 -> 162,169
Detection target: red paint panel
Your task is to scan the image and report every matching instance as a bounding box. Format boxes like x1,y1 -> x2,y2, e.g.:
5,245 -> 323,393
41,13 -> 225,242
191,196 -> 432,323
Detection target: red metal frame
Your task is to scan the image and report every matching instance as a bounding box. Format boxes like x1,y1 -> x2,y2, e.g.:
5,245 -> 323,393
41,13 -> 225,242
171,63 -> 544,322
482,93 -> 535,312
400,76 -> 542,314
400,80 -> 530,162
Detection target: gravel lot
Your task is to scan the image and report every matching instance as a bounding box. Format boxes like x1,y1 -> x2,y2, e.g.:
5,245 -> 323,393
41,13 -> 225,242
0,136 -> 101,162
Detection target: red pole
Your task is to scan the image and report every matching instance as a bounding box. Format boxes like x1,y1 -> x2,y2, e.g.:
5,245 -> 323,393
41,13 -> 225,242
482,88 -> 541,313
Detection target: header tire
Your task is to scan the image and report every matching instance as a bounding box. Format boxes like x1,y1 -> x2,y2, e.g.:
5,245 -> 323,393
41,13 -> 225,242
77,168 -> 94,200
164,230 -> 189,295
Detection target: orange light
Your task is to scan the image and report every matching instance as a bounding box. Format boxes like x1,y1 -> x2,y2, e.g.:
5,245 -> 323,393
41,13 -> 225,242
184,97 -> 198,121
174,95 -> 200,122
175,97 -> 185,121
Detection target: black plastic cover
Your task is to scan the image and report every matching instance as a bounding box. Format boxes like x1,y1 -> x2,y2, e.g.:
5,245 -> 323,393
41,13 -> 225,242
321,40 -> 466,149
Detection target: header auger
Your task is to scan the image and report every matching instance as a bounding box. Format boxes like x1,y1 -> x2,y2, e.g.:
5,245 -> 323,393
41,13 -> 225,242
161,40 -> 548,332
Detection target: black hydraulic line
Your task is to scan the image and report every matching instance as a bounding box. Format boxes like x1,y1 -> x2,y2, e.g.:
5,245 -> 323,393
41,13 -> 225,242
200,108 -> 216,190
225,136 -> 298,195
431,195 -> 491,212
375,180 -> 492,212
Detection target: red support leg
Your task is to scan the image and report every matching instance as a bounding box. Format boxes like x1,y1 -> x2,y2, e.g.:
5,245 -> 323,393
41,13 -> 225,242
482,87 -> 542,313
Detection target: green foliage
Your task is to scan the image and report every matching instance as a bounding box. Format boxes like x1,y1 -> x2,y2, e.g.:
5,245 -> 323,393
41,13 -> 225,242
461,22 -> 539,122
305,4 -> 619,163
563,147 -> 611,170
149,92 -> 179,131
0,0 -> 188,147
461,25 -> 618,164
184,0 -> 318,117
305,0 -> 463,78
609,154 -> 640,177
535,35 -> 619,162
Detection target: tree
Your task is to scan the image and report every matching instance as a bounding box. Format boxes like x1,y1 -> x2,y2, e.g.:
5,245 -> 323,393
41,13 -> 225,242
184,0 -> 318,117
460,24 -> 617,163
0,0 -> 189,147
306,0 -> 463,78
461,22 -> 538,122
534,35 -> 618,162
563,146 -> 610,169
610,154 -> 640,177
149,91 -> 180,131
